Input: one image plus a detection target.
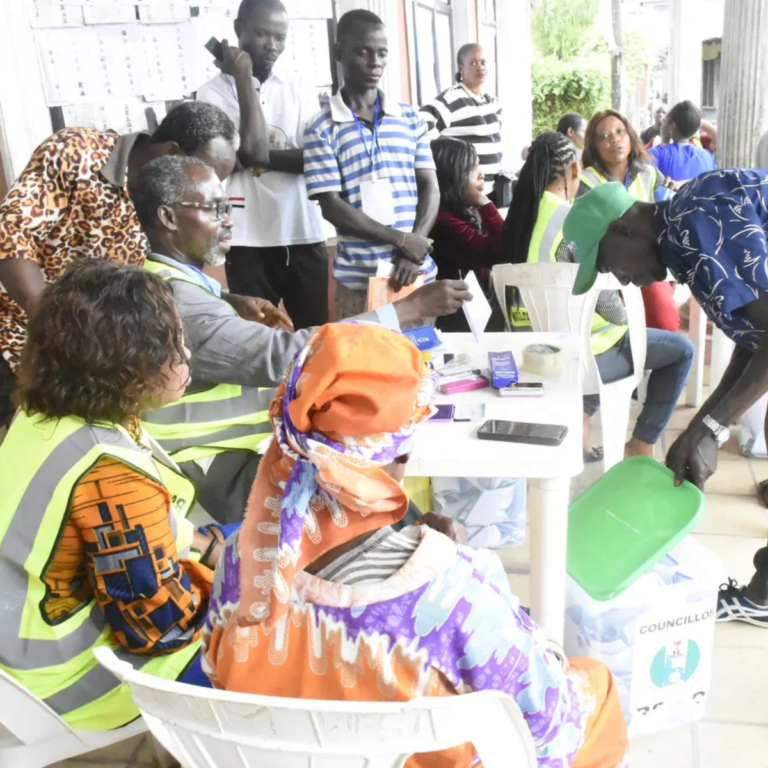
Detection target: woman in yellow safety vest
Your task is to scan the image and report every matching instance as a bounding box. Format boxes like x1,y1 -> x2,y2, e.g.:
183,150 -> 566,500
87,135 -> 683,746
579,109 -> 681,334
0,261 -> 237,731
500,131 -> 695,463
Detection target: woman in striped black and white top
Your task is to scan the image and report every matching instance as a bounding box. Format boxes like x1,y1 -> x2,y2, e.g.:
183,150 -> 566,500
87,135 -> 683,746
419,44 -> 503,198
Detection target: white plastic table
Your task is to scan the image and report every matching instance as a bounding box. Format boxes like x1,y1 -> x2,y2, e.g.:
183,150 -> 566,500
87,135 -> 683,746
406,332 -> 584,644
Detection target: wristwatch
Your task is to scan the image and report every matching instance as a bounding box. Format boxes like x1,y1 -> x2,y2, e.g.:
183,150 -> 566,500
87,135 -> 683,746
702,414 -> 731,447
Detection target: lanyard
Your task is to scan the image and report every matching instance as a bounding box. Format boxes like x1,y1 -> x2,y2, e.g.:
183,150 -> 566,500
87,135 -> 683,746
351,96 -> 381,172
624,168 -> 632,190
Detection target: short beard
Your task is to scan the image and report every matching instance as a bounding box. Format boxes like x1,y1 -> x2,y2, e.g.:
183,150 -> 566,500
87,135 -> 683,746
203,248 -> 226,268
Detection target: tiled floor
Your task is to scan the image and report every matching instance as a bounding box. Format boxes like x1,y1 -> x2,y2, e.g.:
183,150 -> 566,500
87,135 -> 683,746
33,399 -> 768,766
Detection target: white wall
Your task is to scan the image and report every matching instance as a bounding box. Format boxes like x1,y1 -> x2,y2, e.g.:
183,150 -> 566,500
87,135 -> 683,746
497,0 -> 532,169
0,2 -> 53,184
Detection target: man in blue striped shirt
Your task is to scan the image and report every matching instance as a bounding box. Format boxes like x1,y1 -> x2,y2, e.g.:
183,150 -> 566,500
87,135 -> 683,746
303,10 -> 440,318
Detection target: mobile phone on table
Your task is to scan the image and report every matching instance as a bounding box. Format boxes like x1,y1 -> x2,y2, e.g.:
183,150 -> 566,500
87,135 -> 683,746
205,36 -> 224,61
499,383 -> 544,398
430,404 -> 455,423
477,420 -> 568,446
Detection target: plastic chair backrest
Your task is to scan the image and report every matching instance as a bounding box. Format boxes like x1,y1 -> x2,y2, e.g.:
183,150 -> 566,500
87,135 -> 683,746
94,647 -> 538,768
0,666 -> 72,749
491,262 -> 647,391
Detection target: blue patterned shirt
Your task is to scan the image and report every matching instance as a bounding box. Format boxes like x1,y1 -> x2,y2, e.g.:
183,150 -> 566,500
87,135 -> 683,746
655,169 -> 768,349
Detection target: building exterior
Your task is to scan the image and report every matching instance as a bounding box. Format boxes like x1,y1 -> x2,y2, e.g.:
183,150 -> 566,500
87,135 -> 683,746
0,0 -> 533,194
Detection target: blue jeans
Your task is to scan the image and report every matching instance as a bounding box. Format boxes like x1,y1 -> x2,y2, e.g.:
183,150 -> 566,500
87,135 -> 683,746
179,521 -> 242,688
584,329 -> 694,445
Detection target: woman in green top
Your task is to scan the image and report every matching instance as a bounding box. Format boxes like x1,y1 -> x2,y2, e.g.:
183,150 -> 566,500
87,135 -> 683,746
500,131 -> 694,463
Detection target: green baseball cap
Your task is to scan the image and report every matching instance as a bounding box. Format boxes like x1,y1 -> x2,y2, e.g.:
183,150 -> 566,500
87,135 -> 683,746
563,182 -> 637,295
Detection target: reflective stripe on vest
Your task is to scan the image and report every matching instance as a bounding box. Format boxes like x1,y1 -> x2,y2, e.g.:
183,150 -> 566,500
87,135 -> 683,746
528,192 -> 569,265
590,314 -> 628,355
0,412 -> 198,727
580,165 -> 656,202
143,258 -> 273,463
508,193 -> 568,329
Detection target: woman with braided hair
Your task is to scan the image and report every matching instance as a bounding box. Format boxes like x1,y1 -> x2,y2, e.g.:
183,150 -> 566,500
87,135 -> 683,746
500,131 -> 694,462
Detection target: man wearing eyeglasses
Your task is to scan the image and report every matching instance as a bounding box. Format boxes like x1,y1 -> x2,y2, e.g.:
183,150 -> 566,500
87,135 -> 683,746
129,155 -> 472,523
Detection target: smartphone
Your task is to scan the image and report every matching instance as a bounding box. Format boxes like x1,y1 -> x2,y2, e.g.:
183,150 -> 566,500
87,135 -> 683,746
205,36 -> 224,61
477,420 -> 568,446
430,404 -> 455,423
499,383 -> 544,398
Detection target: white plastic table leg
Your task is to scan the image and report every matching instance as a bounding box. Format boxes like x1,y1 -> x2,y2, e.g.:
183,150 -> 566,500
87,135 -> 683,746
527,476 -> 570,646
686,299 -> 706,407
709,326 -> 735,392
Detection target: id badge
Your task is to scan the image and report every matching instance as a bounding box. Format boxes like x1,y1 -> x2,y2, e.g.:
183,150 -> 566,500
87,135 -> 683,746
359,177 -> 396,225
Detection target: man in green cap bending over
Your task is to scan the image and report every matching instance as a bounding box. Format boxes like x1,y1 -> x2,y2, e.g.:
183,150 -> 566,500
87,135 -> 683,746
563,169 -> 768,628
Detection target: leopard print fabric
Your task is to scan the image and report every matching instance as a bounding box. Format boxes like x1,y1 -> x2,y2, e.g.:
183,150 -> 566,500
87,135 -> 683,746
0,128 -> 149,369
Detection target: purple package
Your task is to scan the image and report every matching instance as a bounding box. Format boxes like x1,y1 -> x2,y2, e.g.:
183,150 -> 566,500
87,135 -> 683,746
429,404 -> 455,422
488,351 -> 519,388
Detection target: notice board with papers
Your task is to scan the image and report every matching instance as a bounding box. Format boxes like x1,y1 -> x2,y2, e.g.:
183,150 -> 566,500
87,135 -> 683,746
28,0 -> 336,135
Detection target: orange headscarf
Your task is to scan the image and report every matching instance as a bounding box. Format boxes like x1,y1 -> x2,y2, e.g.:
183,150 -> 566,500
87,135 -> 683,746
238,323 -> 436,628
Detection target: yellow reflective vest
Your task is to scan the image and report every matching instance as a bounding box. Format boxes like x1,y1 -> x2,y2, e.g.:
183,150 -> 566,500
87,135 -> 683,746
509,192 -> 628,355
508,192 -> 569,329
580,165 -> 656,203
142,258 -> 273,464
0,411 -> 200,731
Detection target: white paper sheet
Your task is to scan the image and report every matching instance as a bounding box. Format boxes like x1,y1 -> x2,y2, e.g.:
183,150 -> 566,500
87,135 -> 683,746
142,23 -> 199,100
36,25 -> 146,106
29,0 -> 84,28
82,2 -> 137,24
284,0 -> 333,17
60,98 -> 164,134
36,27 -> 95,105
376,260 -> 394,279
96,25 -> 148,99
282,19 -> 333,87
461,270 -> 492,343
138,5 -> 192,24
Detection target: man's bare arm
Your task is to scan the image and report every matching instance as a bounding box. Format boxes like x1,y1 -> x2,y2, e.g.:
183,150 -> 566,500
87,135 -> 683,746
0,259 -> 46,318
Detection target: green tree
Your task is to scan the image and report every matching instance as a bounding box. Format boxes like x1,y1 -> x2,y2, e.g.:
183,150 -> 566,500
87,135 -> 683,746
529,0 -> 651,134
531,58 -> 609,135
531,0 -> 600,61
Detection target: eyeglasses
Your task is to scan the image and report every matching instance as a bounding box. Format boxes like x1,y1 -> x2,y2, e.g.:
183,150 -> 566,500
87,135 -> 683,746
175,201 -> 233,220
598,127 -> 628,142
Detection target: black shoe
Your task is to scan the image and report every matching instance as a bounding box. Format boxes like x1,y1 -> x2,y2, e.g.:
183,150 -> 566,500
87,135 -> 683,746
717,578 -> 768,627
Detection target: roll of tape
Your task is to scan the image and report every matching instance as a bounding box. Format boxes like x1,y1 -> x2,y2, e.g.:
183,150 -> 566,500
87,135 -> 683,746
522,344 -> 564,376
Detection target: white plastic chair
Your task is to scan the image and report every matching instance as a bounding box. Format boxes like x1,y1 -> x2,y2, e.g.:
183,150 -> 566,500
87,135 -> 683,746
94,647 -> 538,768
492,262 -> 647,471
0,666 -> 146,768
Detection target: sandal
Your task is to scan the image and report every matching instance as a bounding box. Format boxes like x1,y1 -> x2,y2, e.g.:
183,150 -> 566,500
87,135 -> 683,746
583,446 -> 604,463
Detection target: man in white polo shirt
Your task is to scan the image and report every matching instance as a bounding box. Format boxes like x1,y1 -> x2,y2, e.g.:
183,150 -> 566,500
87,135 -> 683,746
197,0 -> 328,329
